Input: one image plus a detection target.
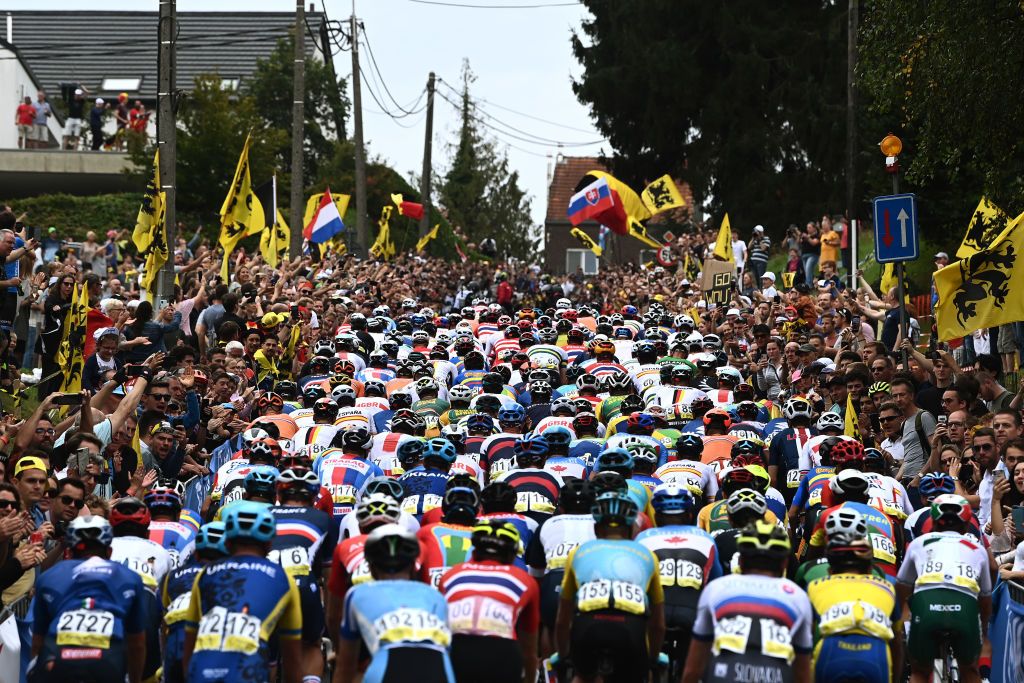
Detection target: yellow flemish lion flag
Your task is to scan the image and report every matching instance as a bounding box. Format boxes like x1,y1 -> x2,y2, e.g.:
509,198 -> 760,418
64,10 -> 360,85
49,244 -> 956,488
259,210 -> 290,268
880,262 -> 897,295
641,174 -> 686,214
627,218 -> 664,250
570,227 -> 602,257
844,392 -> 860,440
935,212 -> 1024,341
417,224 -> 441,252
58,283 -> 90,394
132,150 -> 167,300
369,206 -> 395,259
957,197 -> 1009,258
218,133 -> 262,281
781,272 -> 795,289
713,214 -> 734,263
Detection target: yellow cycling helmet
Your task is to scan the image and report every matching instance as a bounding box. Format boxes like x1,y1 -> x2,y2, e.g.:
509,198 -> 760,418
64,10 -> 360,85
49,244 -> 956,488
737,520 -> 790,560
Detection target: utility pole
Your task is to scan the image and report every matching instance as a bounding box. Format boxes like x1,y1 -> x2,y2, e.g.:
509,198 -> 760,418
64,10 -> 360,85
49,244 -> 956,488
157,0 -> 176,304
846,0 -> 859,288
418,72 -> 436,239
350,11 -> 368,257
289,0 -> 305,258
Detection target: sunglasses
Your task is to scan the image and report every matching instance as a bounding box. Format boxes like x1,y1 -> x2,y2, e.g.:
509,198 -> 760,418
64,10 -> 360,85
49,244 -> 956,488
35,428 -> 55,435
0,500 -> 16,510
60,495 -> 86,509
879,415 -> 900,423
149,394 -> 171,401
975,443 -> 995,451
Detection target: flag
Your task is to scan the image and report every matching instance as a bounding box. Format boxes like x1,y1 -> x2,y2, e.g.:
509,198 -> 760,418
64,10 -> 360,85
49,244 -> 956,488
304,188 -> 346,244
641,174 -> 686,214
627,218 -> 664,249
570,227 -> 603,257
844,392 -> 860,440
568,177 -> 618,226
598,225 -> 609,252
304,192 -> 350,228
369,206 -> 395,259
935,212 -> 1024,341
586,170 -> 652,225
455,242 -> 468,263
391,193 -> 425,221
880,262 -> 897,295
260,210 -> 290,268
957,197 -> 1010,258
713,214 -> 734,263
57,283 -> 89,394
132,150 -> 167,298
218,133 -> 262,280
417,223 -> 441,252
781,272 -> 796,289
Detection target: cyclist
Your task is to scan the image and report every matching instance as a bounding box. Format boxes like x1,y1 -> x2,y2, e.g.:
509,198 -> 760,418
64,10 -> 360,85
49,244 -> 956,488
713,488 -> 770,573
183,501 -> 303,683
270,466 -> 337,683
477,480 -> 538,561
146,485 -> 197,568
554,491 -> 665,683
336,524 -> 455,683
637,485 -> 722,677
31,516 -> 148,683
897,494 -> 993,683
766,396 -> 817,500
314,424 -> 385,519
337,477 -> 419,539
807,529 -> 902,683
207,435 -> 281,514
903,472 -> 956,542
655,432 -> 718,502
496,434 -> 564,523
400,437 -> 458,519
418,486 -> 480,587
161,522 -> 228,683
683,521 -> 813,683
543,425 -> 590,480
480,404 -> 527,479
439,520 -> 541,683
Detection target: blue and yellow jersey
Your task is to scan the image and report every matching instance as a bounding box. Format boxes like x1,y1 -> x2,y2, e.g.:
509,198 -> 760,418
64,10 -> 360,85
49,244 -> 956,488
185,556 -> 302,683
340,579 -> 452,654
792,465 -> 835,511
561,538 -> 663,616
807,572 -> 898,641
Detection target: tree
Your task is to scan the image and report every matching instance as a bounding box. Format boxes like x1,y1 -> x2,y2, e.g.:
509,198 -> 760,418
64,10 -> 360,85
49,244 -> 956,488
571,1 -> 850,234
439,62 -> 538,261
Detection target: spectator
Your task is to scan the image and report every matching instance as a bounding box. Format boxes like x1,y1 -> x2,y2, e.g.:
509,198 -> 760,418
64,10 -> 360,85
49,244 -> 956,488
128,100 -> 149,135
891,377 -> 936,485
747,225 -> 770,281
122,300 -> 182,363
974,427 -> 1007,529
89,98 -> 107,151
820,215 -> 841,269
31,91 -> 52,149
40,227 -> 61,263
114,92 -> 130,149
14,96 -> 35,149
977,369 -> 1013,413
799,222 -> 820,287
62,88 -> 87,150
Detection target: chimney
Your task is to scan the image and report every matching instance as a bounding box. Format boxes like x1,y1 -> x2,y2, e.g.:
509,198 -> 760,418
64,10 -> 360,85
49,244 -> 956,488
6,13 -> 12,44
309,3 -> 315,12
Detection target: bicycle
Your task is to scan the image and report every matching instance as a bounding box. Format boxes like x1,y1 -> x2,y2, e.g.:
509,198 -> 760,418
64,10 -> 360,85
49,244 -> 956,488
934,630 -> 960,683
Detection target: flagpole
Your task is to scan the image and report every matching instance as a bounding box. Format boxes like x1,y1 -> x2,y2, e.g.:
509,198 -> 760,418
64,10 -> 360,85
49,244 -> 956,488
156,0 -> 176,305
893,163 -> 909,368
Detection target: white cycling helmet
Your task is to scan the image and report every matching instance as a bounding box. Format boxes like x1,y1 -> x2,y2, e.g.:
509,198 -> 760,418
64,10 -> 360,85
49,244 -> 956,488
782,397 -> 814,421
816,412 -> 844,432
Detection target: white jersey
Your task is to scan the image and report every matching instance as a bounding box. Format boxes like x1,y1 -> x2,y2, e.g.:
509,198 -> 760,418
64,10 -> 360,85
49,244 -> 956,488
529,513 -> 596,575
111,536 -> 172,594
450,453 -> 485,487
211,457 -> 251,498
898,530 -> 992,597
865,473 -> 913,520
533,416 -> 577,435
797,434 -> 857,471
655,459 -> 719,501
292,424 -> 340,449
289,408 -> 316,428
644,386 -> 708,414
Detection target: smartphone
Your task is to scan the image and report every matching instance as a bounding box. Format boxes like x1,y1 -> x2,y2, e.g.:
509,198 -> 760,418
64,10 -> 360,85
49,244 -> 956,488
29,531 -> 43,545
938,415 -> 947,425
1013,506 -> 1024,532
291,304 -> 300,317
993,469 -> 1007,484
51,393 -> 83,406
851,316 -> 861,330
125,365 -> 148,377
26,225 -> 37,241
74,447 -> 91,474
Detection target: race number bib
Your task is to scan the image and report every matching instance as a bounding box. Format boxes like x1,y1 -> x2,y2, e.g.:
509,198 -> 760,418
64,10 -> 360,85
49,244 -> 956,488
56,609 -> 115,648
372,608 -> 450,647
576,579 -> 646,615
714,616 -> 794,662
869,533 -> 897,566
401,493 -> 443,515
515,491 -> 555,514
786,469 -> 804,489
818,600 -> 893,639
329,484 -> 358,505
268,546 -> 311,577
658,558 -> 704,589
164,593 -> 192,626
122,557 -> 159,590
917,558 -> 980,594
195,606 -> 262,655
545,541 -> 579,570
448,596 -> 516,639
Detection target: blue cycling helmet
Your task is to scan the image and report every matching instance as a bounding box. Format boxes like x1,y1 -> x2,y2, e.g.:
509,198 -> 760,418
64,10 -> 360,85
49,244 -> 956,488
423,437 -> 458,464
466,413 -> 495,433
497,404 -> 526,425
919,472 -> 956,499
543,425 -> 573,448
514,433 -> 550,466
594,447 -> 634,476
651,484 -> 696,516
195,521 -> 227,557
592,490 -> 638,527
222,501 -> 276,543
244,466 -> 280,500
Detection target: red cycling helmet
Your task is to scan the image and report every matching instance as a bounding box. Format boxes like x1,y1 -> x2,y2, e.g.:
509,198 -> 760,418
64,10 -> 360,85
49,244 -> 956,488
703,408 -> 733,429
110,497 -> 152,529
830,439 -> 865,468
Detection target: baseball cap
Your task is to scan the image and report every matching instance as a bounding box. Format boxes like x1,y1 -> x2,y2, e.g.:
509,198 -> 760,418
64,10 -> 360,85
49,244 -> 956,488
799,343 -> 816,354
47,227 -> 56,234
934,252 -> 949,260
95,98 -> 104,105
762,272 -> 776,282
93,326 -> 120,342
726,308 -> 740,317
261,312 -> 287,328
225,341 -> 245,354
753,225 -> 764,233
74,88 -> 83,95
14,456 -> 48,478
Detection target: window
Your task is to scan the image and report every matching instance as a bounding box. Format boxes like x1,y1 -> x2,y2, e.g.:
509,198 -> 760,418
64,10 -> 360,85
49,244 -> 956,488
566,249 -> 598,275
220,78 -> 241,91
101,77 -> 142,92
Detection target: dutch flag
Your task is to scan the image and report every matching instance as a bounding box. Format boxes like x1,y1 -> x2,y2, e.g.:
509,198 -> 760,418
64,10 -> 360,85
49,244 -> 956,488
303,189 -> 345,243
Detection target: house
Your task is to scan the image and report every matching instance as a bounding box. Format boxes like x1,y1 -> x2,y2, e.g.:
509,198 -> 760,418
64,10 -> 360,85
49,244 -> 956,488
543,154 -> 694,274
0,8 -> 327,150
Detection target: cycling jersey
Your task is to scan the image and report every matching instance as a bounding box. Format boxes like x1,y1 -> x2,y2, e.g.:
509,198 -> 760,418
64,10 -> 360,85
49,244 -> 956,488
340,579 -> 455,683
495,467 -> 563,521
111,535 -> 172,594
418,522 -> 476,587
790,466 -> 835,512
478,434 -> 519,480
369,432 -> 416,476
692,573 -> 814,683
863,473 -> 913,521
149,519 -> 197,569
561,538 -> 663,617
524,513 -> 596,575
161,556 -> 206,683
338,508 -> 421,540
184,556 -> 302,683
439,559 -> 540,641
33,557 -> 148,681
767,426 -> 816,497
210,457 -> 252,502
655,459 -> 719,501
269,505 -> 336,584
399,466 -> 450,520
897,530 -> 991,598
809,503 -> 900,581
697,499 -> 780,534
635,524 -> 722,626
292,424 -> 340,448
544,455 -> 589,480
313,449 -> 384,518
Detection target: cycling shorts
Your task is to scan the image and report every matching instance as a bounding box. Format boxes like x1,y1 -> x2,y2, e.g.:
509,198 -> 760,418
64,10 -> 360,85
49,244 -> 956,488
570,610 -> 648,683
450,634 -> 523,683
908,588 -> 982,665
813,634 -> 890,683
364,645 -> 455,683
298,579 -> 326,643
539,571 -> 564,630
30,640 -> 126,683
701,652 -> 794,683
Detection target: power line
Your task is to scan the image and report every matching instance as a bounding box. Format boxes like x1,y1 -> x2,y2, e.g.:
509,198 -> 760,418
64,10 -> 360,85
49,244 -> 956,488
359,24 -> 427,116
405,0 -> 581,8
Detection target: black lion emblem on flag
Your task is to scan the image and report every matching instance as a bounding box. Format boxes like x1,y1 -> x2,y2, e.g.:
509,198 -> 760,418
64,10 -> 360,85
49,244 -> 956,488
952,238 -> 1016,326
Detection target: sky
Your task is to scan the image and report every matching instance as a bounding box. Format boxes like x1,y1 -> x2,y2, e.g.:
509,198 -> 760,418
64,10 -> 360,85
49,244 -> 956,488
7,0 -> 608,226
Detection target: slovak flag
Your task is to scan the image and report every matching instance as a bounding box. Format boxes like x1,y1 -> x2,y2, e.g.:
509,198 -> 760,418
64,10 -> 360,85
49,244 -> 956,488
303,189 -> 345,243
567,177 -> 628,234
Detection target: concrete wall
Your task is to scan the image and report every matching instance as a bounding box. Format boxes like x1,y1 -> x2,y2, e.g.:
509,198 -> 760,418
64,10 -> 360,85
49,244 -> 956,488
0,148 -> 136,196
0,45 -> 62,149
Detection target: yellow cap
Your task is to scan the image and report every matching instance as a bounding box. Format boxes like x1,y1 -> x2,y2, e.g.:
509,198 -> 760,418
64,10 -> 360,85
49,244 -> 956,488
14,456 -> 47,478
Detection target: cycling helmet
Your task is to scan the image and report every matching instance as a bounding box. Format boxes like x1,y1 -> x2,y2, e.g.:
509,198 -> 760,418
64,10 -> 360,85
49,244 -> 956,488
514,434 -> 550,466
735,401 -> 760,421
731,438 -> 764,460
355,492 -> 401,529
543,425 -> 573,448
242,427 -> 271,446
576,374 -> 601,391
551,397 -> 577,416
448,384 -> 476,405
930,493 -> 972,529
703,408 -> 733,428
471,520 -> 520,562
702,334 -> 722,351
716,366 -> 742,386
391,409 -> 426,435
364,523 -> 420,572
825,530 -> 874,567
247,438 -> 281,464
244,466 -> 280,500
423,437 -> 458,464
313,339 -> 336,357
110,497 -> 151,529
480,481 -> 518,514
830,439 -> 866,468
222,501 -> 277,543
829,469 -> 871,500
396,438 -> 425,468
591,490 -> 638,527
194,521 -> 227,557
331,384 -> 357,406
868,382 -> 891,396
624,440 -> 658,466
823,505 -> 868,538
415,377 -> 438,395
313,397 -> 340,422
497,404 -> 526,425
782,397 -> 814,421
66,515 -> 113,550
726,488 -> 768,517
337,424 -> 372,451
442,486 -> 480,519
275,380 -> 298,400
689,395 -> 713,418
593,448 -> 634,476
276,467 -> 320,498
651,484 -> 696,516
604,371 -> 633,392
676,433 -> 704,458
364,477 -> 406,502
143,489 -> 182,515
466,413 -> 495,434
816,436 -> 843,466
736,520 -> 791,560
573,412 -> 598,433
863,447 -> 886,473
816,412 -> 844,433
590,471 -> 628,494
626,412 -> 656,434
529,380 -> 552,399
559,479 -> 595,513
918,472 -> 956,499
389,392 -> 413,409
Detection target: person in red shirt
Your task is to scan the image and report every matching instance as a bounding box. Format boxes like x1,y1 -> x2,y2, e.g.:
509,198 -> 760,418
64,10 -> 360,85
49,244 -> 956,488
15,96 -> 35,149
439,520 -> 540,683
496,273 -> 514,314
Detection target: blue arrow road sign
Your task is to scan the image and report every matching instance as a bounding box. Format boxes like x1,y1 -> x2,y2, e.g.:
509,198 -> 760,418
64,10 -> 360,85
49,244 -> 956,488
873,193 -> 919,263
